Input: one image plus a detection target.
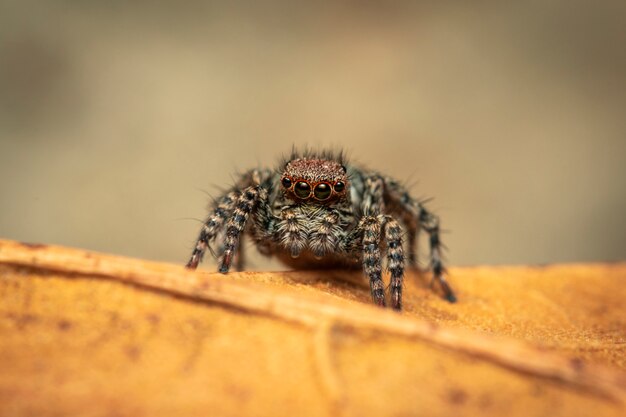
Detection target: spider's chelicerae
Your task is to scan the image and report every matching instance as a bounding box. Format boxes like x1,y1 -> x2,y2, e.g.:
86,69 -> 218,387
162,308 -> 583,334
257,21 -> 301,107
186,149 -> 456,310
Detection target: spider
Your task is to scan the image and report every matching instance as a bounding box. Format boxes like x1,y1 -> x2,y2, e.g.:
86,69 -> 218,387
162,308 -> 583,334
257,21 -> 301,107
186,149 -> 456,310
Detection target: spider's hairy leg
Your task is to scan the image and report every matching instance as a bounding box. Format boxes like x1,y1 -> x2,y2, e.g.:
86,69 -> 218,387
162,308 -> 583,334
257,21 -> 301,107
362,174 -> 386,214
359,215 -> 386,307
249,184 -> 279,254
357,175 -> 389,307
381,177 -> 456,303
186,168 -> 275,271
418,204 -> 457,303
186,190 -> 238,269
383,215 -> 405,310
378,177 -> 420,267
353,213 -> 404,309
219,186 -> 265,273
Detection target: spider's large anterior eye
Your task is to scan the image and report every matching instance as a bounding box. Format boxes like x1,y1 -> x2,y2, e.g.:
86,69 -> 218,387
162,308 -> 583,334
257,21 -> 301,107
294,181 -> 311,198
314,183 -> 332,200
281,177 -> 292,188
334,181 -> 345,193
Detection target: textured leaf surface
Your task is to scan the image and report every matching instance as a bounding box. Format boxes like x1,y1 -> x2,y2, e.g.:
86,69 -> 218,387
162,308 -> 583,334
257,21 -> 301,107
0,239 -> 625,416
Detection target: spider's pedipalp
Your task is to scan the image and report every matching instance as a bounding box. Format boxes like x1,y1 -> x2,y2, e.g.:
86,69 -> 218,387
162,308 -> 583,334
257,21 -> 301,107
309,209 -> 341,258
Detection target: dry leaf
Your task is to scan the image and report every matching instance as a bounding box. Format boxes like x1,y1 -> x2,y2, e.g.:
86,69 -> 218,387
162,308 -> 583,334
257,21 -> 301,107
0,239 -> 625,416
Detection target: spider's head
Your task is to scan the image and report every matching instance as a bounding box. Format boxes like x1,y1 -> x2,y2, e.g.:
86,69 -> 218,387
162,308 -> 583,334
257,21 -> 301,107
280,158 -> 348,203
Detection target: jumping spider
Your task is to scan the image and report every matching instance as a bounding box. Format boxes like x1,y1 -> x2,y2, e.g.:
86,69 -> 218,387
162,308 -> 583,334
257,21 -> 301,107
186,149 -> 456,310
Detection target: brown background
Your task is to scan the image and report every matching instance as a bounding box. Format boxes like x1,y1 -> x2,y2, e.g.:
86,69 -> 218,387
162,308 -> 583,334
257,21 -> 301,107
1,1 -> 625,268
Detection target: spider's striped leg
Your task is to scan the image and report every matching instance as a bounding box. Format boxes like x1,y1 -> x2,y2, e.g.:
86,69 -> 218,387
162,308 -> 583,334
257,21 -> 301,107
418,204 -> 456,303
353,214 -> 405,310
381,177 -> 456,303
232,188 -> 274,269
362,174 -> 386,214
357,175 -> 406,308
378,177 -> 420,267
218,186 -> 265,273
358,215 -> 386,307
186,190 -> 238,269
186,168 -> 274,271
383,215 -> 405,310
357,175 -> 388,307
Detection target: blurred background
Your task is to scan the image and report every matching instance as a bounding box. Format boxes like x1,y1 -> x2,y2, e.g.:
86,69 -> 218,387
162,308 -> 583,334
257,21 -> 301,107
0,0 -> 624,269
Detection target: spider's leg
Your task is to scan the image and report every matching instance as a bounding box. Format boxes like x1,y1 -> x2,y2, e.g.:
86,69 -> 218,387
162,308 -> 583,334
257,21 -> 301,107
377,177 -> 419,267
249,190 -> 280,257
381,177 -> 456,303
187,168 -> 275,271
362,174 -> 386,214
418,204 -> 456,303
382,215 -> 405,310
186,190 -> 238,269
219,186 -> 265,273
354,175 -> 390,307
230,182 -> 278,271
353,213 -> 404,309
358,215 -> 386,307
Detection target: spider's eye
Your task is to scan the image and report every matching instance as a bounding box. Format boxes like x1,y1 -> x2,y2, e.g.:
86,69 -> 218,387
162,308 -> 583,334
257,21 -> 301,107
281,177 -> 292,188
334,181 -> 345,193
313,183 -> 332,200
294,181 -> 311,198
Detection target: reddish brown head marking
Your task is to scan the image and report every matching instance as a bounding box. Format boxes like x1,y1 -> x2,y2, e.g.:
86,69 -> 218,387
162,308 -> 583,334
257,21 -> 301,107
281,158 -> 348,203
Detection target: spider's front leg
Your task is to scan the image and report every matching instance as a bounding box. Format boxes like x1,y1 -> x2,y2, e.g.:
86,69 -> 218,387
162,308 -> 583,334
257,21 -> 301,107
354,214 -> 405,310
357,174 -> 406,310
218,186 -> 268,273
187,168 -> 274,271
384,216 -> 405,309
358,215 -> 386,308
186,190 -> 239,269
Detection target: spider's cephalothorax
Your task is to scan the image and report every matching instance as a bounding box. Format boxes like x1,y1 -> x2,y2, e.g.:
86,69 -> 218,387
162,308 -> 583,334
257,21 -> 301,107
281,158 -> 348,204
186,149 -> 456,310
